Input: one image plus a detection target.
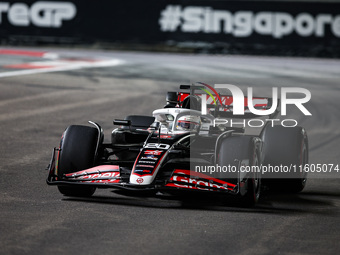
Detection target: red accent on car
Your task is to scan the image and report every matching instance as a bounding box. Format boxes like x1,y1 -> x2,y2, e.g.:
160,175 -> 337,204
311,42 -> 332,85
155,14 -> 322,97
172,169 -> 236,187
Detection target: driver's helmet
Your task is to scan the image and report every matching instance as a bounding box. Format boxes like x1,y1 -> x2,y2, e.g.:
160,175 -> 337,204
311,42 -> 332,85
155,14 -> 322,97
176,115 -> 201,131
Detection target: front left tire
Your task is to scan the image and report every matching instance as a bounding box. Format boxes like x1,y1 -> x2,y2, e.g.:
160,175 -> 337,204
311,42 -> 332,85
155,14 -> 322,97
57,125 -> 98,197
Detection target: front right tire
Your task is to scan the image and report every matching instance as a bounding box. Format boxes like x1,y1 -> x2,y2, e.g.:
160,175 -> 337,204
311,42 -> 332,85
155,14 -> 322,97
217,136 -> 261,207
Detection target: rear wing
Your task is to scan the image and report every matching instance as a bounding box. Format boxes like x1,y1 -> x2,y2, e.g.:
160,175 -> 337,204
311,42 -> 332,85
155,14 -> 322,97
166,84 -> 279,119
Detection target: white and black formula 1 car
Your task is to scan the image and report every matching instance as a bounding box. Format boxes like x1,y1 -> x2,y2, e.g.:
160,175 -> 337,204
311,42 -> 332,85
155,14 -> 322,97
46,83 -> 308,207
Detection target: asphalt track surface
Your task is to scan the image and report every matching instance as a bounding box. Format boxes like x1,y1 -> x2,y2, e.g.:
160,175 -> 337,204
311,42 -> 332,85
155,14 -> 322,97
0,48 -> 339,255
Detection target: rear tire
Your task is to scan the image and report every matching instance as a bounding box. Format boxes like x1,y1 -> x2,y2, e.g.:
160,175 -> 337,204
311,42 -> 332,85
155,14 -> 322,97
57,125 -> 98,197
261,125 -> 308,193
217,136 -> 261,207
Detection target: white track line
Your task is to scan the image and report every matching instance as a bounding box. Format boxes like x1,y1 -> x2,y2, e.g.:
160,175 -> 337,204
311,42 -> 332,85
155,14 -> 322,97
0,59 -> 124,78
0,96 -> 119,122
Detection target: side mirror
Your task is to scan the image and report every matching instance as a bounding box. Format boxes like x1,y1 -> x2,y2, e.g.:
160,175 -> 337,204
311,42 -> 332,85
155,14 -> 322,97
149,122 -> 160,130
179,85 -> 191,90
113,119 -> 131,126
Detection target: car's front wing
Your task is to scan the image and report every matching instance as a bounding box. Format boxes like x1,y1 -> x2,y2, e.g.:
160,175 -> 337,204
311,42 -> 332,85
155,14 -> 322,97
46,148 -> 239,195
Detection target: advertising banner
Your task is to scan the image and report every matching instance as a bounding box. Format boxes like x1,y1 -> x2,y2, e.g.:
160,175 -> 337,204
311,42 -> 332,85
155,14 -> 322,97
0,0 -> 339,56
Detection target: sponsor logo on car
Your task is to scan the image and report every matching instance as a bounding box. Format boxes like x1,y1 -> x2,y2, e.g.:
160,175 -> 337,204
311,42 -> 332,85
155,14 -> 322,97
160,135 -> 172,139
141,156 -> 158,160
69,171 -> 120,183
136,165 -> 154,168
79,172 -> 119,180
138,161 -> 156,164
169,175 -> 229,191
144,150 -> 163,156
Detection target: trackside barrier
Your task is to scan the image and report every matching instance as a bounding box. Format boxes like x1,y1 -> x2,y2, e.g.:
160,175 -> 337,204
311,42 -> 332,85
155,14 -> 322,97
0,0 -> 339,57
